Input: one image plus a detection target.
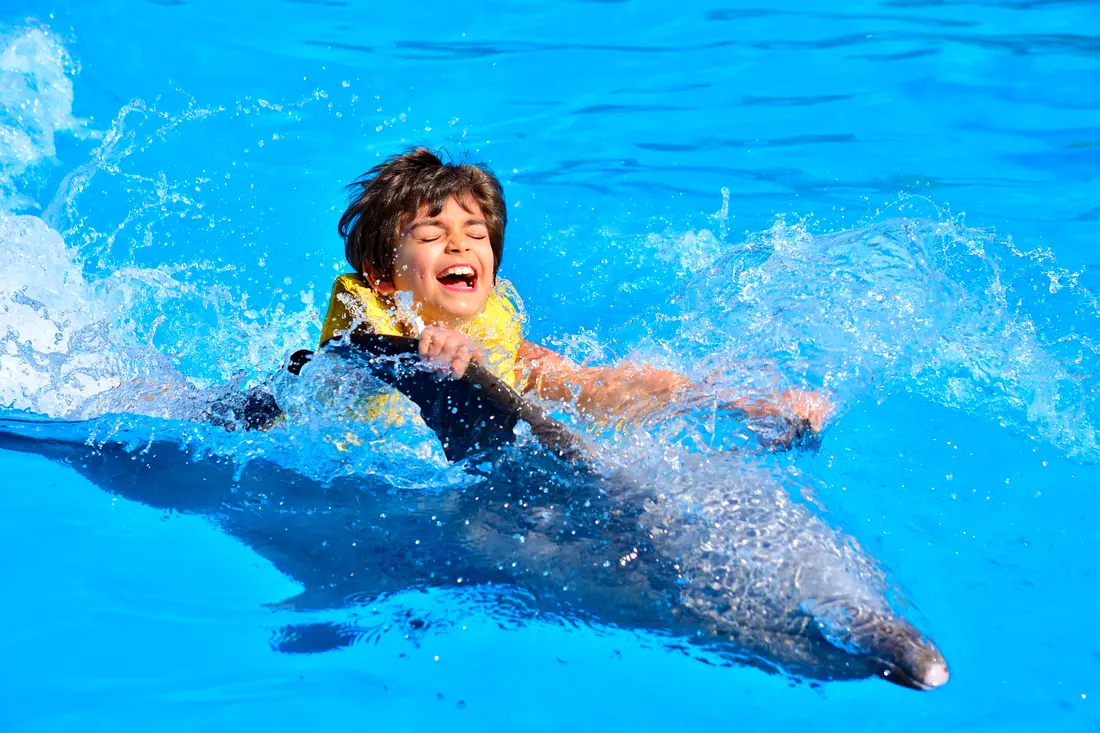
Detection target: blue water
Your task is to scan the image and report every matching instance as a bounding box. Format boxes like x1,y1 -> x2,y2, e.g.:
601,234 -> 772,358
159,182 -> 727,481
1,0 -> 1099,730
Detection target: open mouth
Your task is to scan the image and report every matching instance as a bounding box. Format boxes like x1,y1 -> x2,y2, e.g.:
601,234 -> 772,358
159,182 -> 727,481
436,264 -> 479,292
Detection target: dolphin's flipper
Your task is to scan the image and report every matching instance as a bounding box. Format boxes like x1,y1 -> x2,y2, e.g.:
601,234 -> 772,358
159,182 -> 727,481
271,622 -> 364,655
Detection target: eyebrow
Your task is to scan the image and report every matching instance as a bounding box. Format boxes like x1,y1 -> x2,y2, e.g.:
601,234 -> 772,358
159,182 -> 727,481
410,217 -> 488,230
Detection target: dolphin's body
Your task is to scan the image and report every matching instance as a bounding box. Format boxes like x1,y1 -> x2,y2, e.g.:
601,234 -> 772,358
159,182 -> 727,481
0,339 -> 949,690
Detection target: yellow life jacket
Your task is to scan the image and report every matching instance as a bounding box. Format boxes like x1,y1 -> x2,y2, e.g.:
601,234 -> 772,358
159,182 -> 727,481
315,274 -> 527,450
319,273 -> 526,387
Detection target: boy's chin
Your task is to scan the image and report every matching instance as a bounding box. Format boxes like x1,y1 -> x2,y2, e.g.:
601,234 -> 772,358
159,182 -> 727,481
423,297 -> 489,325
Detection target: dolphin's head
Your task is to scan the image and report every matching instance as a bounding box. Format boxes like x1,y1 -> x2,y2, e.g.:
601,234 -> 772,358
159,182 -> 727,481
872,642 -> 950,690
791,598 -> 950,691
857,614 -> 950,691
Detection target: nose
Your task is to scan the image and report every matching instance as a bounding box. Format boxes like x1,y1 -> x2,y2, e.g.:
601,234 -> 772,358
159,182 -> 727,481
444,231 -> 470,253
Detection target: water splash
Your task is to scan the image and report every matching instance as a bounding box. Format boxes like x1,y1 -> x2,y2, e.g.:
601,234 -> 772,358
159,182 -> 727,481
654,209 -> 1100,459
0,24 -> 94,211
0,27 -> 322,419
1,20 -> 1097,478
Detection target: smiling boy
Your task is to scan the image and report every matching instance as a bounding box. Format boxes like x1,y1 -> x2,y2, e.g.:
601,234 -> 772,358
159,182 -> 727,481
321,147 -> 830,431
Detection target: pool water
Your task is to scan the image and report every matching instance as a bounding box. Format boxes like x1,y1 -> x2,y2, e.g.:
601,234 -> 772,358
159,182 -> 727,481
1,1 -> 1099,730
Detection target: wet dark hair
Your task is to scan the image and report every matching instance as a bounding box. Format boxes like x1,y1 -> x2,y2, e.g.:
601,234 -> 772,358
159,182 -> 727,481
338,147 -> 507,283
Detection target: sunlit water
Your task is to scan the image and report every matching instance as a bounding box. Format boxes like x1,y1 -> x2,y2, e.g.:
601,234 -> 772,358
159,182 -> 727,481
1,2 -> 1098,731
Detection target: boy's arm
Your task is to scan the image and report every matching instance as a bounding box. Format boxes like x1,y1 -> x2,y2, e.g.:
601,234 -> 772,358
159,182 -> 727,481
516,341 -> 832,430
518,341 -> 691,421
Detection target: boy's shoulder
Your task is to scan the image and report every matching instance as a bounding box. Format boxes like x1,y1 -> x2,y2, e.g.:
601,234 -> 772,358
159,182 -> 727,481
331,272 -> 370,296
321,272 -> 399,344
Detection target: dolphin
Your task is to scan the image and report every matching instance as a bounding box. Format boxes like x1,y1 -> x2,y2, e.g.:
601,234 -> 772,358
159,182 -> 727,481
0,337 -> 949,691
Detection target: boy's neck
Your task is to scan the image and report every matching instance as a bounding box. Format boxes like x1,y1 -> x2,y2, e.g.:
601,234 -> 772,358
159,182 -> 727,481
421,312 -> 476,331
390,289 -> 479,334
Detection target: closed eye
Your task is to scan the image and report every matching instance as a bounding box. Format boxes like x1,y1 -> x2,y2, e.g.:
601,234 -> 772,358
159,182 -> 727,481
415,229 -> 445,242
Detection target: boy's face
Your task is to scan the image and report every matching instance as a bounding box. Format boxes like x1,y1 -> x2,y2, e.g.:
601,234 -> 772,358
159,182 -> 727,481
374,195 -> 495,327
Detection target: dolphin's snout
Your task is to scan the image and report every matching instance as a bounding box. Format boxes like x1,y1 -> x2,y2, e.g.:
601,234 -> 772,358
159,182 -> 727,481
878,654 -> 950,691
829,610 -> 950,691
872,625 -> 950,691
921,660 -> 950,688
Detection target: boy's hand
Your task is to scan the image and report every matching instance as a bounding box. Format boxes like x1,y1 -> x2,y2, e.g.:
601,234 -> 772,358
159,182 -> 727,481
417,326 -> 484,379
777,389 -> 834,433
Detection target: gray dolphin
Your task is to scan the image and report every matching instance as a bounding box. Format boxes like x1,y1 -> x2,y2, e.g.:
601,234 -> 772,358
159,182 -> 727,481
0,404 -> 949,691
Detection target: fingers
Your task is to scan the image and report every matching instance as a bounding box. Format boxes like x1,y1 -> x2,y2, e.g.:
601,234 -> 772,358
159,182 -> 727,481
450,346 -> 474,379
814,394 -> 835,433
807,393 -> 834,433
418,326 -> 444,362
779,390 -> 835,433
808,395 -> 833,433
418,327 -> 483,379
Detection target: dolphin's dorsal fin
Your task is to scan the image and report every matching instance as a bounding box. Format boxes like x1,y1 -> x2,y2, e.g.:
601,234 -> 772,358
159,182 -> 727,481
307,334 -> 590,462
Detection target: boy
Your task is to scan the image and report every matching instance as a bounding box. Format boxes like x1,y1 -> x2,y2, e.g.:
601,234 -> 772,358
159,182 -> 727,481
321,147 -> 830,432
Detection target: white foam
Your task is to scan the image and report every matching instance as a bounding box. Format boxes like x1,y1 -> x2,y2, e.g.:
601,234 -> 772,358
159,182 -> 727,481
0,25 -> 93,212
660,214 -> 1100,459
0,213 -> 130,416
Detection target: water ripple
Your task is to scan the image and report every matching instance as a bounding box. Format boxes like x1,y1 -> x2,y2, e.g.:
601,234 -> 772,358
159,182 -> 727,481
739,94 -> 857,106
704,8 -> 982,28
636,134 -> 859,152
303,39 -> 374,54
884,0 -> 1100,9
574,104 -> 685,115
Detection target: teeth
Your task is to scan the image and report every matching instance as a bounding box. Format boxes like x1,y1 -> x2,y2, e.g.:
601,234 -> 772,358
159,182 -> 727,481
440,265 -> 475,278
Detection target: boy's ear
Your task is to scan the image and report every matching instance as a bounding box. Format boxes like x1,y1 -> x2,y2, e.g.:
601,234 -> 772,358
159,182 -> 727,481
365,270 -> 396,295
